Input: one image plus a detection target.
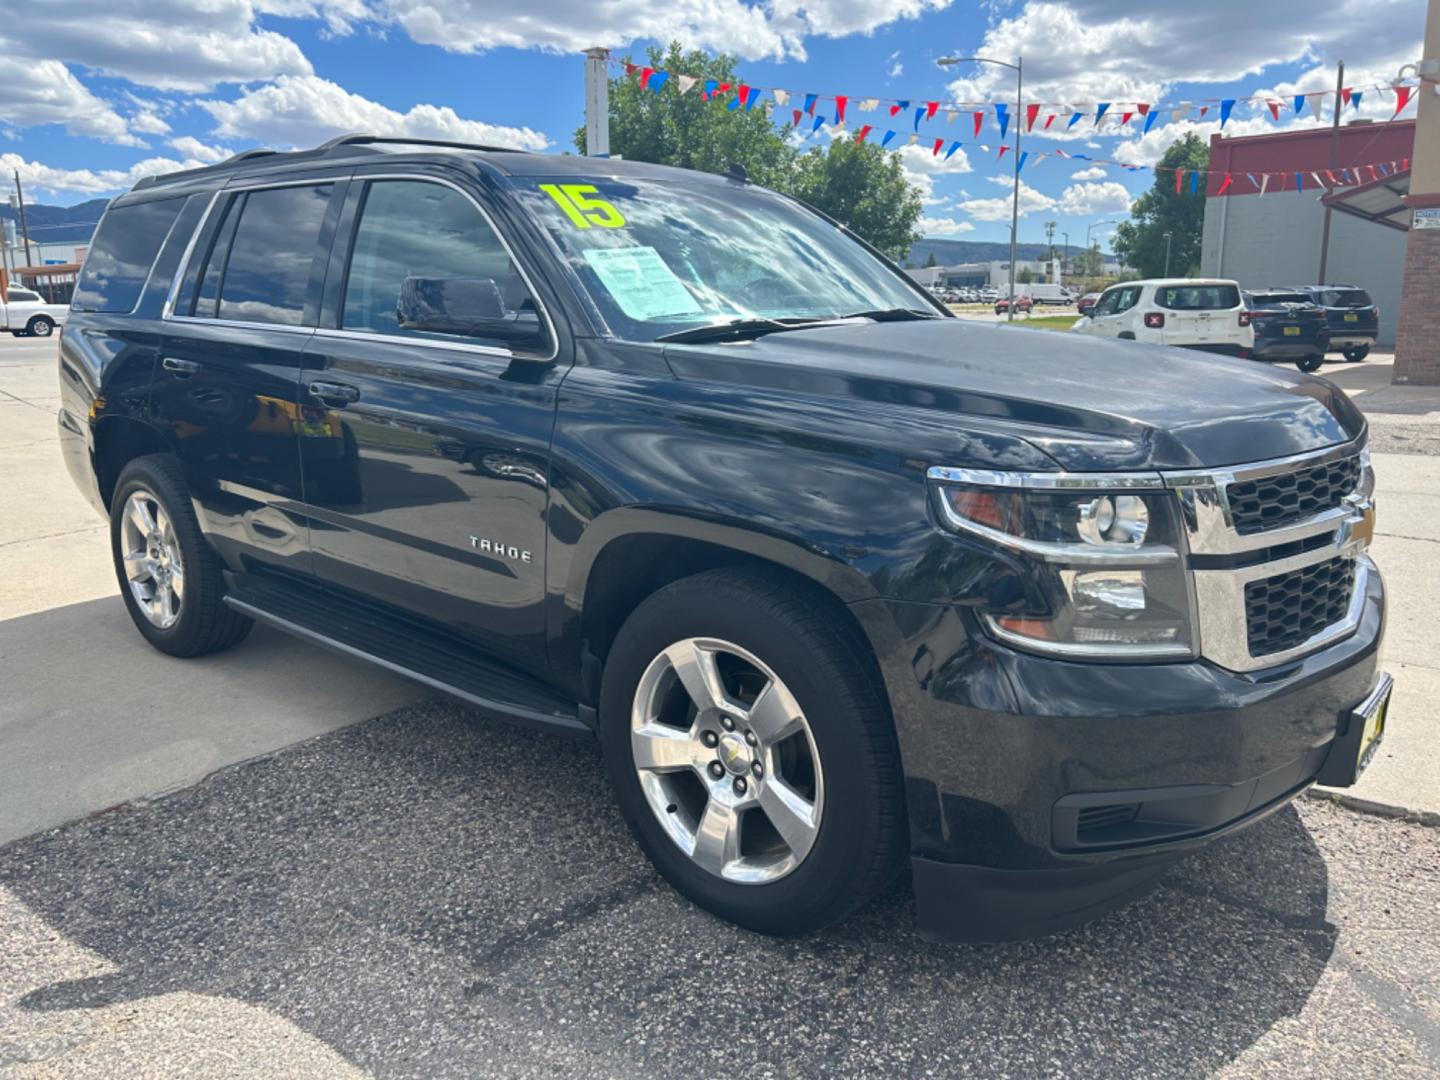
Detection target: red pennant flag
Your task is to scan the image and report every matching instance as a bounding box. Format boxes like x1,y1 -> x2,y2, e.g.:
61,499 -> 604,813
1404,157 -> 1411,171
1326,169 -> 1338,185
1341,87 -> 1352,105
998,145 -> 1009,160
1267,101 -> 1280,121
933,137 -> 944,156
926,101 -> 939,121
1137,102 -> 1151,116
624,62 -> 637,76
1198,105 -> 1209,118
889,102 -> 903,117
716,82 -> 731,94
973,111 -> 984,137
835,95 -> 848,123
1217,173 -> 1233,195
1175,168 -> 1184,194
1044,113 -> 1055,129
791,109 -> 802,127
1121,111 -> 1133,126
736,85 -> 751,107
1025,103 -> 1040,131
639,67 -> 654,88
1368,165 -> 1379,181
1394,84 -> 1413,116
856,124 -> 873,142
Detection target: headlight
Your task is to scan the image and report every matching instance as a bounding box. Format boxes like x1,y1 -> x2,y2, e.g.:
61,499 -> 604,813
930,470 -> 1195,660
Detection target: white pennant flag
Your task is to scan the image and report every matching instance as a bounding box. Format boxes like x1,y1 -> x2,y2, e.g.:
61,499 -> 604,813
1259,173 -> 1270,196
772,88 -> 789,105
1172,108 -> 1185,123
677,75 -> 698,95
907,133 -> 920,145
946,110 -> 958,123
1312,171 -> 1324,189
859,98 -> 880,112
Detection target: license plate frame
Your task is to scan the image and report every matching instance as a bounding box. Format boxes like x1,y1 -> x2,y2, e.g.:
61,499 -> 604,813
1344,312 -> 1360,322
1315,673 -> 1393,788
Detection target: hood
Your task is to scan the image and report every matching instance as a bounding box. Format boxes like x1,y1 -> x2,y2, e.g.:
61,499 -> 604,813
662,319 -> 1364,471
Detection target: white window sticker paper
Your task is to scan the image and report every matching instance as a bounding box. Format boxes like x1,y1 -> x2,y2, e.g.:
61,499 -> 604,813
582,246 -> 702,320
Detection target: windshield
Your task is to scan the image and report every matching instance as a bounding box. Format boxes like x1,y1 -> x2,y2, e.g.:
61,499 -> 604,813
1155,284 -> 1241,310
1317,288 -> 1373,308
512,174 -> 934,341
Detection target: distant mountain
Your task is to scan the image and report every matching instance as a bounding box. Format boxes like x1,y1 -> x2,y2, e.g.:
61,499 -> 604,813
903,237 -> 1081,268
1,199 -> 109,246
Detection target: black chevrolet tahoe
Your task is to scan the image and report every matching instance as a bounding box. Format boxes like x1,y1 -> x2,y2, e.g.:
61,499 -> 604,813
57,135 -> 1391,941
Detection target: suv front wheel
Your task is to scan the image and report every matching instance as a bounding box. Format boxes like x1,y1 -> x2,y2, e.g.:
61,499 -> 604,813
110,454 -> 252,657
599,568 -> 904,936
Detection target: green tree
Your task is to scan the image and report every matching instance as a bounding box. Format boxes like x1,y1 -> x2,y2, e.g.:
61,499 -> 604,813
925,251 -> 938,267
1112,133 -> 1209,278
575,42 -> 922,260
1017,267 -> 1034,285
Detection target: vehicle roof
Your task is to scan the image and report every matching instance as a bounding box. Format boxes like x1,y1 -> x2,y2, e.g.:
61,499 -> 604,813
123,135 -> 740,199
1128,278 -> 1240,288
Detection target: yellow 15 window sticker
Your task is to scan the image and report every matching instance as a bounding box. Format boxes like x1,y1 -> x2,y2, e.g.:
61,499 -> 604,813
539,184 -> 627,229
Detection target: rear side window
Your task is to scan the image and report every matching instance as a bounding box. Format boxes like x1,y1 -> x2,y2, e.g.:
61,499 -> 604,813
1318,289 -> 1372,307
9,288 -> 40,302
192,184 -> 332,326
72,197 -> 185,312
1155,284 -> 1240,310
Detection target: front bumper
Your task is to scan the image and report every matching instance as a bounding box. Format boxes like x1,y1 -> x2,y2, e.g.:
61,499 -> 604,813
1252,339 -> 1328,359
850,564 -> 1385,941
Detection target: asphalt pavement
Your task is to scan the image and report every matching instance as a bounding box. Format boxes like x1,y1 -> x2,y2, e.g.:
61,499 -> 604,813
2,699 -> 1437,1078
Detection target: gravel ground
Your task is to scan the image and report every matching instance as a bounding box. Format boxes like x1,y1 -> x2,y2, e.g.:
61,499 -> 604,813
2,700 -> 1437,1079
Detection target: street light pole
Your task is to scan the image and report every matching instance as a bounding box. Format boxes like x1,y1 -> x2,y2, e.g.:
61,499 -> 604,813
938,53 -> 1022,320
1163,231 -> 1173,278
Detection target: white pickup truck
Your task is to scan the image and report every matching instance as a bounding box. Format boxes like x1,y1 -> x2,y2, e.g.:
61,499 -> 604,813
1,285 -> 68,337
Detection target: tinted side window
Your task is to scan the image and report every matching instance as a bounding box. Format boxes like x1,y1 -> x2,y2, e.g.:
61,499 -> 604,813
10,288 -> 40,302
1155,284 -> 1240,310
198,184 -> 331,326
341,180 -> 543,349
1113,286 -> 1141,313
72,197 -> 185,312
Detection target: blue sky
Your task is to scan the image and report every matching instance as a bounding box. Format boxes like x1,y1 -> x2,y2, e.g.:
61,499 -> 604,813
0,0 -> 1423,250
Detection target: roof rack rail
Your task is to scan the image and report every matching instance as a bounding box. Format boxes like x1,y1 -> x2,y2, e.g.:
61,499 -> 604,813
216,147 -> 281,167
315,133 -> 528,154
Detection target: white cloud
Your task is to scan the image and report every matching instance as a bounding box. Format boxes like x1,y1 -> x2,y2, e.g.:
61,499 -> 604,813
0,152 -> 210,198
894,141 -> 973,205
920,216 -> 975,235
168,136 -> 234,164
888,50 -> 904,78
0,57 -> 139,145
958,179 -> 1056,221
1071,165 -> 1106,180
202,74 -> 550,151
129,110 -> 172,136
1056,180 -> 1133,215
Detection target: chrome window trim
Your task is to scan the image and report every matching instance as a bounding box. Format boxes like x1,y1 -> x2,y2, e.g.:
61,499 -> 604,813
310,325 -> 512,360
165,314 -> 315,336
333,173 -> 560,363
926,466 -> 1166,491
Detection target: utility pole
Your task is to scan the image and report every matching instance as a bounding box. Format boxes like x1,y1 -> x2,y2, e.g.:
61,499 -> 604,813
1316,61 -> 1346,284
1163,231 -> 1173,277
11,171 -> 34,269
583,47 -> 611,158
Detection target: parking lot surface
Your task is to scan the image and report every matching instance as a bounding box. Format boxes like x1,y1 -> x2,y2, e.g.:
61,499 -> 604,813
2,699 -> 1438,1078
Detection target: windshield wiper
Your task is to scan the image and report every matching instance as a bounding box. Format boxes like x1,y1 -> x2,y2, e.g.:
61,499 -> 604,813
840,307 -> 942,322
656,317 -> 831,345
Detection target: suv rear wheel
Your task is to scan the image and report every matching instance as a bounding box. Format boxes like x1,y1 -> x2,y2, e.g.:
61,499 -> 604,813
110,454 -> 252,657
1296,353 -> 1325,373
1343,345 -> 1370,362
599,568 -> 904,935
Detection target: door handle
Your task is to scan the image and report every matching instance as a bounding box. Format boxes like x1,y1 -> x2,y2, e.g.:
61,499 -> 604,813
308,380 -> 361,405
161,356 -> 201,376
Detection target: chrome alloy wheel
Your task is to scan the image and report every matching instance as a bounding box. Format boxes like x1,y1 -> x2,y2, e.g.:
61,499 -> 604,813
630,638 -> 824,884
119,489 -> 185,630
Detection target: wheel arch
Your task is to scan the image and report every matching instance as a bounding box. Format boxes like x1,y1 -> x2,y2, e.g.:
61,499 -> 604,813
93,415 -> 176,512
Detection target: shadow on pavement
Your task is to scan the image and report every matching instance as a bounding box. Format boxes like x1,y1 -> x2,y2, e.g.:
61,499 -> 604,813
1,702 -> 1337,1078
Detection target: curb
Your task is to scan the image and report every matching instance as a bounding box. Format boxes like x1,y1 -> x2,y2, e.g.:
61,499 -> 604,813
1305,787 -> 1440,828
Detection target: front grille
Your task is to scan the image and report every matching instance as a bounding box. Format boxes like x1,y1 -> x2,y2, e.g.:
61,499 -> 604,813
1226,454 -> 1361,535
1245,556 -> 1356,657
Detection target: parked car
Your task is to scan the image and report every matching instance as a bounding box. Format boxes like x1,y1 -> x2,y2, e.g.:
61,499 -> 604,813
1073,278 -> 1253,357
59,136 -> 1389,944
994,295 -> 1034,315
1077,292 -> 1102,316
1,284 -> 69,337
1244,290 -> 1330,372
1298,284 -> 1379,362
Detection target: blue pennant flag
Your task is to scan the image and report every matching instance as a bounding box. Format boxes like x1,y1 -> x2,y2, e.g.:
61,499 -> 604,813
726,96 -> 741,111
995,102 -> 1009,139
1352,91 -> 1363,110
1295,172 -> 1303,192
1143,110 -> 1159,133
1191,170 -> 1200,194
1094,102 -> 1110,125
704,79 -> 719,98
649,71 -> 669,92
1379,162 -> 1391,176
1068,112 -> 1083,128
1016,151 -> 1029,174
944,141 -> 961,160
881,130 -> 896,148
1293,94 -> 1305,115
803,92 -> 818,115
745,88 -> 760,111
914,106 -> 926,132
1219,99 -> 1235,127
1074,153 -> 1090,160
811,114 -> 825,133
1246,172 -> 1259,189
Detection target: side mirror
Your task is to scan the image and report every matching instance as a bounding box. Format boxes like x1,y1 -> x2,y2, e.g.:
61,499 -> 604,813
396,276 -> 546,349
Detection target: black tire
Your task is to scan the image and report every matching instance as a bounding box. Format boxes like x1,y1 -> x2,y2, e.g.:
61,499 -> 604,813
1296,353 -> 1325,373
110,453 -> 252,657
25,315 -> 54,338
599,568 -> 905,936
1343,345 -> 1370,362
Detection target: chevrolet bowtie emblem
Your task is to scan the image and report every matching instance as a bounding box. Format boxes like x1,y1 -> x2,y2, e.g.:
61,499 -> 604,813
1336,495 -> 1376,552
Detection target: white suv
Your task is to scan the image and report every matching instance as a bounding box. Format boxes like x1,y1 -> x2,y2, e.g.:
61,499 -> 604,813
1073,278 -> 1253,357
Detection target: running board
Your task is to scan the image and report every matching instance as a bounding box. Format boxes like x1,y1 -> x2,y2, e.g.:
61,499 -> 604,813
223,575 -> 590,739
